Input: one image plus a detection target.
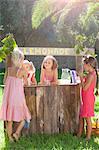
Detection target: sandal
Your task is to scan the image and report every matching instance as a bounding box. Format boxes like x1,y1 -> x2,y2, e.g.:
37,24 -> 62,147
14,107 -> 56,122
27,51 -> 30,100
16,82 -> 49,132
85,138 -> 90,142
9,136 -> 14,142
13,133 -> 20,141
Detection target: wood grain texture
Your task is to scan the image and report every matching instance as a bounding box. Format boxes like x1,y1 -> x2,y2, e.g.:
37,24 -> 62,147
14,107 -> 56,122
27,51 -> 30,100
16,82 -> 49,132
24,85 -> 80,134
24,87 -> 37,133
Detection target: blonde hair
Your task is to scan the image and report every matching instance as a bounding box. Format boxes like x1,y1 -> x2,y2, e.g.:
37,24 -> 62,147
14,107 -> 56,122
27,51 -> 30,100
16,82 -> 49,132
42,55 -> 58,70
23,60 -> 35,73
11,48 -> 24,67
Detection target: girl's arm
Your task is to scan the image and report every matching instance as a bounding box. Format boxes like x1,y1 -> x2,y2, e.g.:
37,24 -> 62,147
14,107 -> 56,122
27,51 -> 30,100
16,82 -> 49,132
31,74 -> 37,85
39,69 -> 45,84
17,68 -> 28,85
81,73 -> 94,91
3,70 -> 8,84
51,69 -> 58,85
17,68 -> 23,78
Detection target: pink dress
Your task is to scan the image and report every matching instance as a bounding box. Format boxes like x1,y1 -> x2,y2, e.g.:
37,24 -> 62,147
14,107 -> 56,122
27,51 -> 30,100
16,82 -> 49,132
80,71 -> 96,118
44,72 -> 54,84
0,67 -> 31,122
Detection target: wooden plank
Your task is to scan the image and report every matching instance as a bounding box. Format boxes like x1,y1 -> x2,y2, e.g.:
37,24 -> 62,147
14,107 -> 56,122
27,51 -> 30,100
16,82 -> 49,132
76,84 -> 81,132
57,86 -> 63,133
24,87 -> 37,133
36,87 -> 44,133
69,85 -> 80,134
43,86 -> 52,133
62,85 -> 71,133
51,86 -> 59,133
73,85 -> 80,134
43,86 -> 59,134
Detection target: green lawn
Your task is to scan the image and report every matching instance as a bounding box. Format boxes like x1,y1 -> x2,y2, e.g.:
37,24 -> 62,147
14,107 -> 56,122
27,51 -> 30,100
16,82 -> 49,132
0,88 -> 99,150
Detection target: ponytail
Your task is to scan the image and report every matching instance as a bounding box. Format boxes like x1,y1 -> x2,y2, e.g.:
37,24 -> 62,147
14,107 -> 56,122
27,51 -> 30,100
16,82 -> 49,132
95,69 -> 98,96
83,56 -> 98,95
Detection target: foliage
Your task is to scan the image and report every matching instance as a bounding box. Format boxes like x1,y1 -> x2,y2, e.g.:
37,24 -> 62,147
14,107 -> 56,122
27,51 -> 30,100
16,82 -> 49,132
0,125 -> 99,149
79,3 -> 99,29
32,0 -> 54,29
32,0 -> 77,29
31,0 -> 99,48
0,0 -> 99,47
32,0 -> 99,29
0,34 -> 17,62
74,34 -> 97,56
4,134 -> 99,150
74,34 -> 87,54
0,0 -> 33,46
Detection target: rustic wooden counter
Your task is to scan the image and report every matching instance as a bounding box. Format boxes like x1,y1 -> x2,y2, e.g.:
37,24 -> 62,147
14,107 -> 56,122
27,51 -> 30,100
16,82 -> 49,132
24,84 -> 80,134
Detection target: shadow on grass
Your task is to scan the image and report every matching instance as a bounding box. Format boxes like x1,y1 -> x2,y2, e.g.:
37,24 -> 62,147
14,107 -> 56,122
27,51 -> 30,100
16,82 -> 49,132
3,133 -> 99,150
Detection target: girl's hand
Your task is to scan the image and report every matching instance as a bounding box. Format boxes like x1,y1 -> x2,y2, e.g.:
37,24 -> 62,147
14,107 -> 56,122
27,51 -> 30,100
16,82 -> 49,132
53,69 -> 58,84
77,71 -> 83,78
38,82 -> 48,86
38,82 -> 43,85
51,81 -> 58,85
40,68 -> 45,84
82,73 -> 94,91
31,74 -> 37,85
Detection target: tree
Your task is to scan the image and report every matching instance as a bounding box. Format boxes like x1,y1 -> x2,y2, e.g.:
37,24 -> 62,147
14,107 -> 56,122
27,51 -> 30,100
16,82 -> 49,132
0,0 -> 99,47
0,0 -> 35,46
32,0 -> 99,48
32,0 -> 99,29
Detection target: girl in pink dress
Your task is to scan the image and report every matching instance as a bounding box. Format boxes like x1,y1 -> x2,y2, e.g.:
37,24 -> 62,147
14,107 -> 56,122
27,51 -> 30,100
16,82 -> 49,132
77,56 -> 98,140
0,50 -> 31,142
39,55 -> 58,85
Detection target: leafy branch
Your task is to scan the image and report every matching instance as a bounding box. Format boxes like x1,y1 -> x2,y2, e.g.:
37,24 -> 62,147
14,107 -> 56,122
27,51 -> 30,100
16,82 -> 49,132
79,3 -> 99,29
0,34 -> 17,62
74,34 -> 97,57
32,0 -> 54,29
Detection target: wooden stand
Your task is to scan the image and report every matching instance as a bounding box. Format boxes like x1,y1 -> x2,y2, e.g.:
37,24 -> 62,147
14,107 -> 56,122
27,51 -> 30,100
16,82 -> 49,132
24,84 -> 80,134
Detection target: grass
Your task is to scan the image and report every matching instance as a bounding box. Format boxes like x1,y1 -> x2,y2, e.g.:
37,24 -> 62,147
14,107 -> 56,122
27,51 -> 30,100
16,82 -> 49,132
0,88 -> 99,150
3,134 -> 99,150
0,88 -> 5,149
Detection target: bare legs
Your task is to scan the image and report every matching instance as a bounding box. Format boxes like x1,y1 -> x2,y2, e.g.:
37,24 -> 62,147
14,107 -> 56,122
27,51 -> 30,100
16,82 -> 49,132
77,118 -> 84,137
77,117 -> 92,140
7,120 -> 25,141
7,121 -> 13,141
86,118 -> 92,140
13,120 -> 25,141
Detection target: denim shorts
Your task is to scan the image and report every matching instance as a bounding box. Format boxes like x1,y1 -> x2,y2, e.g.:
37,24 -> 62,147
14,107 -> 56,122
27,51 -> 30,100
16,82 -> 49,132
24,120 -> 30,129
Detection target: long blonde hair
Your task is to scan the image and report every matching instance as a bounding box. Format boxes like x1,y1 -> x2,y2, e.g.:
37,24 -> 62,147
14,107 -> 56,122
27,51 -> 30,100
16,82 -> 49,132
23,60 -> 36,74
11,48 -> 24,67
